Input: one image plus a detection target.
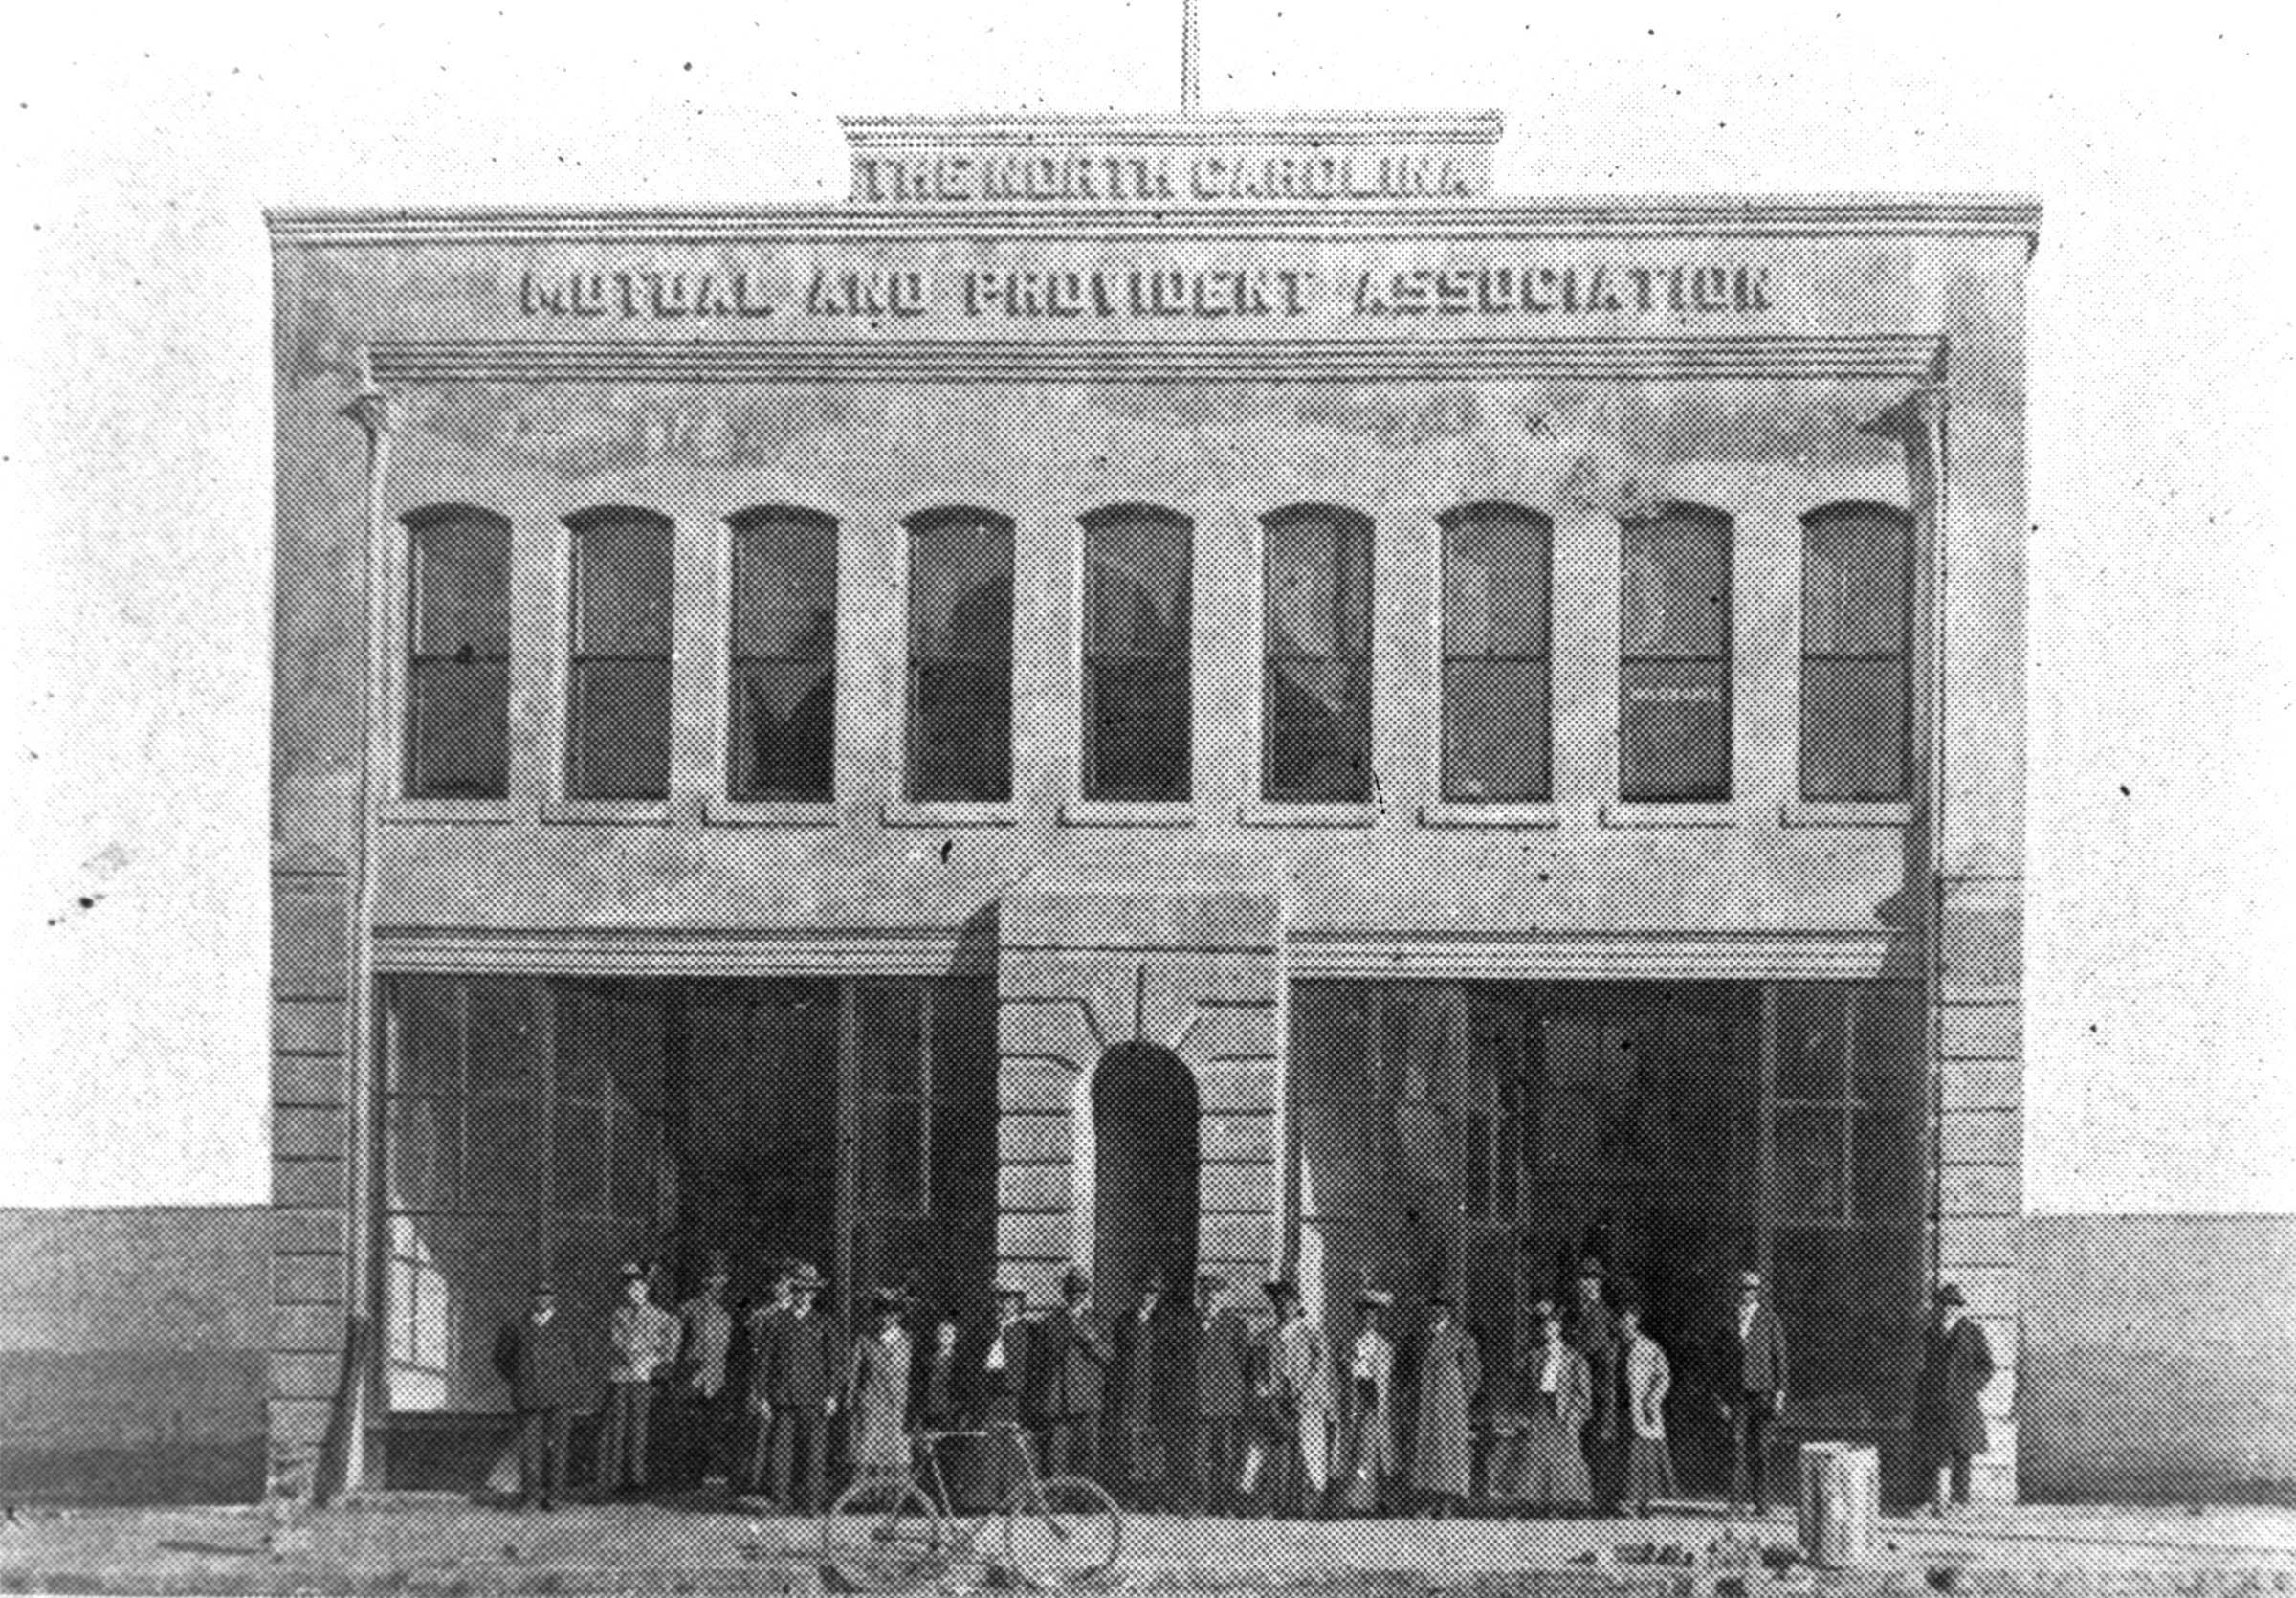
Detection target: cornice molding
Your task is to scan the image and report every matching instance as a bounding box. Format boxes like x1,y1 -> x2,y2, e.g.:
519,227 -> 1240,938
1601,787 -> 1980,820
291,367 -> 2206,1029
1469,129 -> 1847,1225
264,196 -> 2042,247
840,110 -> 1507,148
366,331 -> 1947,386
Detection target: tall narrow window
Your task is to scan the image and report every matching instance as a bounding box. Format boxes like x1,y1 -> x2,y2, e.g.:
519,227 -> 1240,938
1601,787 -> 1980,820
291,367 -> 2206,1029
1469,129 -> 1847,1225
1801,504 -> 1914,801
1620,504 -> 1732,802
1441,502 -> 1553,802
406,507 -> 511,800
906,508 -> 1014,802
1263,505 -> 1373,802
1081,505 -> 1192,802
729,507 -> 837,801
566,508 -> 673,802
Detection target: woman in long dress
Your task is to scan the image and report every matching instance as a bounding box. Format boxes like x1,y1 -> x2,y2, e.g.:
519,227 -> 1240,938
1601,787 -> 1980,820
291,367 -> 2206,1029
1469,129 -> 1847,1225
1260,1277 -> 1334,1518
1615,1302 -> 1678,1516
1485,1302 -> 1592,1514
846,1289 -> 915,1481
1406,1292 -> 1480,1518
1332,1291 -> 1400,1515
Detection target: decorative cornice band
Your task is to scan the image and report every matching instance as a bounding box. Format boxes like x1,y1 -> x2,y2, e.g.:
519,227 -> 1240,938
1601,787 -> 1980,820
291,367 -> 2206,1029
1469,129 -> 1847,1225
265,197 -> 2042,247
840,110 -> 1507,148
367,332 -> 1945,386
372,926 -> 1903,982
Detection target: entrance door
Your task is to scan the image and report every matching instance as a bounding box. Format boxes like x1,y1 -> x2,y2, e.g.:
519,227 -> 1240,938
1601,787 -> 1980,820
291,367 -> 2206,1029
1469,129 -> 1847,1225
1091,1044 -> 1200,1300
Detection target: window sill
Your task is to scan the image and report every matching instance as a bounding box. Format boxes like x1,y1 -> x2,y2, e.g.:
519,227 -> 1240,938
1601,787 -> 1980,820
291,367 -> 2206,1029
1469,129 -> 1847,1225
1419,801 -> 1559,831
539,799 -> 673,828
1238,801 -> 1378,829
1600,802 -> 1737,830
379,799 -> 515,826
880,800 -> 1017,829
704,798 -> 839,829
1781,800 -> 1915,829
1058,800 -> 1193,829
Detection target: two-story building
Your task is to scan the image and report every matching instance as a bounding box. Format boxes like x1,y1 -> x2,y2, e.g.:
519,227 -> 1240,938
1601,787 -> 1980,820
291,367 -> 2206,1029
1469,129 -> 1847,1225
267,110 -> 2034,1498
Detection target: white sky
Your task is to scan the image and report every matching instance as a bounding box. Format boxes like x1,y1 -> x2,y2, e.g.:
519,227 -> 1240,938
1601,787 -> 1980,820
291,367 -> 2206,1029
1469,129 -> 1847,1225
0,1 -> 2289,1212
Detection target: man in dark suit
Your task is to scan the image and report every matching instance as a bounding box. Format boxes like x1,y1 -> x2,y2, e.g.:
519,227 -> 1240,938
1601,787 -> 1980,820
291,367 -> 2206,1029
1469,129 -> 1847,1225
1179,1271 -> 1251,1513
1911,1283 -> 1996,1516
1030,1267 -> 1110,1477
758,1263 -> 844,1512
1111,1270 -> 1173,1509
494,1282 -> 588,1510
1565,1259 -> 1623,1514
971,1283 -> 1035,1505
1723,1268 -> 1791,1516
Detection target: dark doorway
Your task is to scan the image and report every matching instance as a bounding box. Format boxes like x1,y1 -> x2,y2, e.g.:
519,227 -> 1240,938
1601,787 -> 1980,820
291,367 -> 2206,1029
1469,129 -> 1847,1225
1092,1043 -> 1200,1302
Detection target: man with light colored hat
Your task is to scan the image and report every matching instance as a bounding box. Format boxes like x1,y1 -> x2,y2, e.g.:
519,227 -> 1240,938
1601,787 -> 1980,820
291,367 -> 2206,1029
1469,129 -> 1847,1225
600,1261 -> 676,1495
1722,1267 -> 1790,1516
672,1251 -> 736,1485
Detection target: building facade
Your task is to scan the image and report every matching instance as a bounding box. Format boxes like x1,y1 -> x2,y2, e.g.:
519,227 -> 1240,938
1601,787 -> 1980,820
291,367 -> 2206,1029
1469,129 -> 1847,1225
267,113 -> 2034,1498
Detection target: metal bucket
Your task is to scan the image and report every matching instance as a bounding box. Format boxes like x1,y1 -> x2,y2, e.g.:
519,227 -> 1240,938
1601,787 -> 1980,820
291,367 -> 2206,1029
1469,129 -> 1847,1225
1797,1441 -> 1879,1569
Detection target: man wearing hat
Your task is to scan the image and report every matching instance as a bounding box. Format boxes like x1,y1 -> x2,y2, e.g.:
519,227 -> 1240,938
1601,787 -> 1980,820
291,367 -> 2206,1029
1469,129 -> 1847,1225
493,1282 -> 585,1510
754,1262 -> 844,1513
1722,1267 -> 1791,1516
1030,1267 -> 1111,1478
671,1252 -> 736,1486
600,1262 -> 678,1495
971,1283 -> 1035,1506
1565,1258 -> 1623,1513
1179,1271 -> 1251,1514
1261,1276 -> 1334,1518
1910,1283 -> 1995,1516
1111,1269 -> 1176,1509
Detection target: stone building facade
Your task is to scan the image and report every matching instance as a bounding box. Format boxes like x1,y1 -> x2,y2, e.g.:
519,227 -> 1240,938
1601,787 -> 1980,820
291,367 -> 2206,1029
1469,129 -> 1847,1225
267,112 -> 2034,1498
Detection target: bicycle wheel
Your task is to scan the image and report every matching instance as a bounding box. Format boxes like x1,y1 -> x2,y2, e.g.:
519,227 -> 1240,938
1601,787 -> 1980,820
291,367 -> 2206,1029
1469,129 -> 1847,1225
1000,1474 -> 1123,1591
820,1473 -> 944,1593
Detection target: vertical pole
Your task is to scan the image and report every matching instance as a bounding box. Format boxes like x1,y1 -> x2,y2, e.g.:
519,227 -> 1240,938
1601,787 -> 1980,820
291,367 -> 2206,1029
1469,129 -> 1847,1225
836,980 -> 860,1326
1755,982 -> 1778,1281
322,351 -> 399,1503
1181,0 -> 1201,115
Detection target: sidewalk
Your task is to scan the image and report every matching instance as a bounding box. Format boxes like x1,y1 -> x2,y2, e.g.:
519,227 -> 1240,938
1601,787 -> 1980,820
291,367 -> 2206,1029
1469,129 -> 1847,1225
0,1497 -> 2289,1595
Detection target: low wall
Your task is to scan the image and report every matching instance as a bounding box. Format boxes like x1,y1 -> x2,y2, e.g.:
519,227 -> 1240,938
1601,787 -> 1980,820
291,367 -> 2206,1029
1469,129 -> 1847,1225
2022,1213 -> 2296,1505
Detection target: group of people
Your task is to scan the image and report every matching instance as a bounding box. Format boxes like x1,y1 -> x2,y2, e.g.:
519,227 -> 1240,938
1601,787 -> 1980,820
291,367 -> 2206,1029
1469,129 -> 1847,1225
494,1253 -> 1995,1521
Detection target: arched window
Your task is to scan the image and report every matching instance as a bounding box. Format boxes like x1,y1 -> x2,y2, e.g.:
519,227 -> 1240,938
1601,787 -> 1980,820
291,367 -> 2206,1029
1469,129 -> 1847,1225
1263,504 -> 1374,802
565,507 -> 674,802
1619,503 -> 1733,802
1800,503 -> 1914,801
404,505 -> 511,801
906,507 -> 1015,802
1080,504 -> 1192,802
728,507 -> 837,802
1440,502 -> 1553,803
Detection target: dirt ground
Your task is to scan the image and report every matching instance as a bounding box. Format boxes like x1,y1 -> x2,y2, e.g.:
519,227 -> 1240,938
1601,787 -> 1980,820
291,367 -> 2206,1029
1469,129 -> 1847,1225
0,1498 -> 2290,1595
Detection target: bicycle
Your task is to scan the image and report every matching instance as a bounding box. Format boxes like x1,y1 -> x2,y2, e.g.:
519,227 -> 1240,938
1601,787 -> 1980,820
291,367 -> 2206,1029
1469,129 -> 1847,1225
820,1423 -> 1124,1593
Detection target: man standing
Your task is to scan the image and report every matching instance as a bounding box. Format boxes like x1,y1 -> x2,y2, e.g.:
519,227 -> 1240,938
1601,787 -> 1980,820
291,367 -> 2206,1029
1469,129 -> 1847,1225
760,1263 -> 844,1513
599,1262 -> 677,1495
1262,1276 -> 1334,1519
1565,1259 -> 1622,1513
973,1283 -> 1034,1506
672,1252 -> 736,1486
740,1259 -> 797,1500
493,1283 -> 585,1510
1031,1268 -> 1110,1478
1181,1272 -> 1250,1515
1111,1270 -> 1171,1509
1911,1283 -> 1995,1516
1723,1268 -> 1790,1516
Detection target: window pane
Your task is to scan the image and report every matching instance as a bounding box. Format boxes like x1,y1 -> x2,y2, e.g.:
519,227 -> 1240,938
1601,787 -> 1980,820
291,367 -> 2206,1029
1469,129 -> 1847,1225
389,981 -> 461,1097
731,658 -> 834,800
910,660 -> 1013,801
411,519 -> 511,656
1444,510 -> 1550,657
552,1099 -> 608,1216
911,523 -> 1013,660
466,980 -> 541,1097
1266,656 -> 1371,800
611,1113 -> 665,1223
408,660 -> 509,799
1777,986 -> 1850,1100
569,658 -> 672,800
1443,659 -> 1551,802
879,1101 -> 926,1216
1623,514 -> 1729,656
1267,516 -> 1371,659
732,518 -> 836,658
572,519 -> 673,655
1802,657 -> 1910,800
386,1097 -> 460,1211
1085,517 -> 1189,657
1085,658 -> 1190,801
856,982 -> 925,1099
465,1095 -> 541,1213
1776,1105 -> 1850,1223
1620,659 -> 1728,800
555,986 -> 609,1100
1804,511 -> 1910,656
